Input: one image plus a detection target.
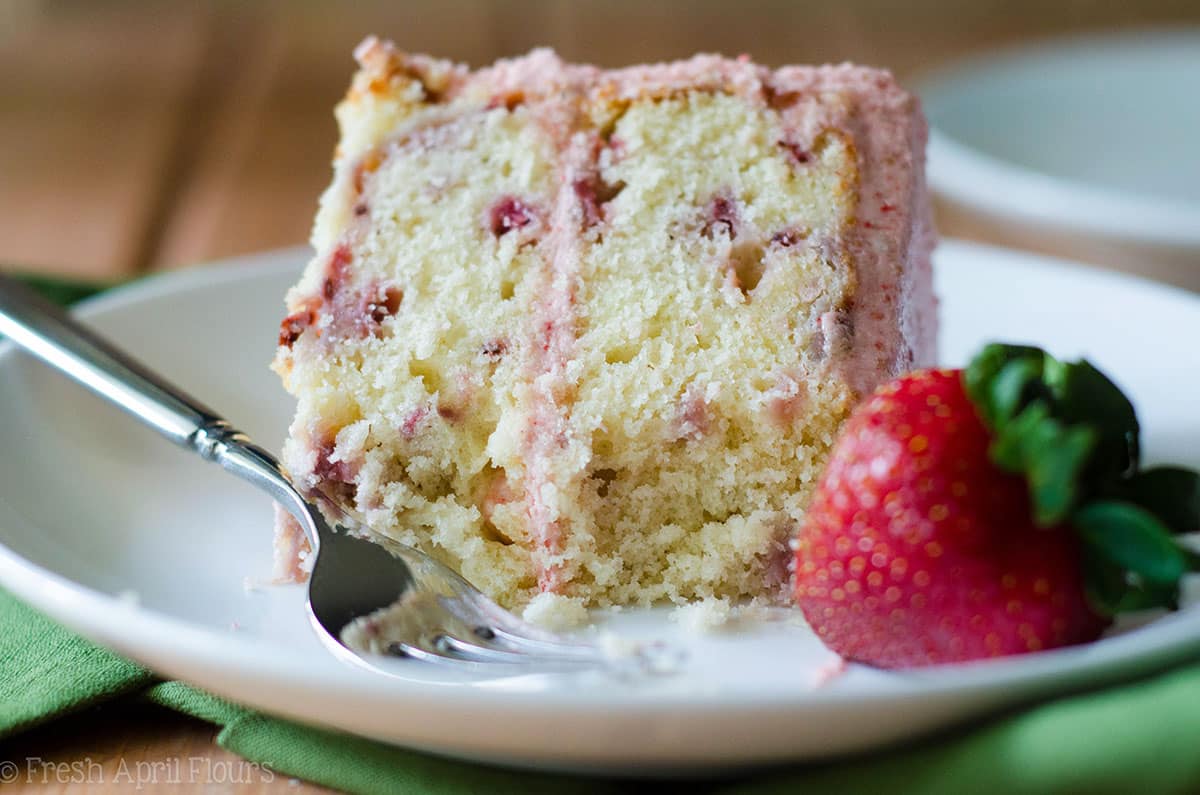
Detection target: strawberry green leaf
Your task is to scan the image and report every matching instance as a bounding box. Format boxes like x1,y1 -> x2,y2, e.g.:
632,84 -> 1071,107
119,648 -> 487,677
990,401 -> 1095,525
964,343 -> 1046,427
1082,549 -> 1128,617
988,400 -> 1048,471
1122,580 -> 1182,612
990,357 -> 1046,427
965,342 -> 1198,617
1074,500 -> 1187,587
1121,467 -> 1200,534
1028,424 -> 1097,526
1084,545 -> 1180,616
1083,576 -> 1117,616
1051,359 -> 1140,478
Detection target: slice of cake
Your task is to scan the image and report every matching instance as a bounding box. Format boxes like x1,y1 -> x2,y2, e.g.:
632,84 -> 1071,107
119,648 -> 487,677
271,38 -> 936,621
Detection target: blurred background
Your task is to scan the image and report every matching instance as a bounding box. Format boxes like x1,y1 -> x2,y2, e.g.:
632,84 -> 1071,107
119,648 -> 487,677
2,0 -> 1198,284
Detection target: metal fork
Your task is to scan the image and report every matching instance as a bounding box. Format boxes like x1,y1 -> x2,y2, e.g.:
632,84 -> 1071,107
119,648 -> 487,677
0,273 -> 621,672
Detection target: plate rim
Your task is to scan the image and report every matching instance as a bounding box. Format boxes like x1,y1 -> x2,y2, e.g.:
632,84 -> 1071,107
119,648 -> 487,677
916,27 -> 1200,248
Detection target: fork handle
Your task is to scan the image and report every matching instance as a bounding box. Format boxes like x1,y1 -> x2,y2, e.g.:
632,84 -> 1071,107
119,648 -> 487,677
0,273 -> 314,534
0,273 -> 228,447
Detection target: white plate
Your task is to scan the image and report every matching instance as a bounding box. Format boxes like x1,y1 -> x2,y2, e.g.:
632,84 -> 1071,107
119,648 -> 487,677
2,241 -> 1199,775
919,30 -> 1200,250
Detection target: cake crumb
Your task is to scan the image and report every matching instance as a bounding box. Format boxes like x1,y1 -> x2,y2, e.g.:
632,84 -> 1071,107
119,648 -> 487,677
738,601 -> 809,626
595,632 -> 687,676
596,631 -> 642,660
521,592 -> 590,631
341,589 -> 480,655
671,597 -> 733,633
272,502 -> 313,584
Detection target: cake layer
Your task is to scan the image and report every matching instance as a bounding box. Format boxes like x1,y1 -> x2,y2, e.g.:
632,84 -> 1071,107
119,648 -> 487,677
272,39 -> 936,616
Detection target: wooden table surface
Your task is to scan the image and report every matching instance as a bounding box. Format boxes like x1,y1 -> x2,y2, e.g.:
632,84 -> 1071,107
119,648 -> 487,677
2,1 -> 1198,791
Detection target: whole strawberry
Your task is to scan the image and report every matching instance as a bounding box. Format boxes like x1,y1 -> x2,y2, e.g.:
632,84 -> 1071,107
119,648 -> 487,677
795,344 -> 1200,668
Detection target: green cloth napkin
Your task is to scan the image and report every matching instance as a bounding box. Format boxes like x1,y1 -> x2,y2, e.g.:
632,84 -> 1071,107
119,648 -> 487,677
8,589 -> 1200,795
5,274 -> 1200,794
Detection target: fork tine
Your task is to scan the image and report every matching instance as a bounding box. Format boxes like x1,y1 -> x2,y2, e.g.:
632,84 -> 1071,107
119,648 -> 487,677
384,639 -> 502,667
385,636 -> 599,668
485,626 -> 599,658
385,641 -> 452,664
436,634 -> 597,665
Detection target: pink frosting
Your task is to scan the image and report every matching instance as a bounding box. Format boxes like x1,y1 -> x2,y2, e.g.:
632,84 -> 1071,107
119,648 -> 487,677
592,53 -> 936,392
358,43 -> 938,394
770,64 -> 937,391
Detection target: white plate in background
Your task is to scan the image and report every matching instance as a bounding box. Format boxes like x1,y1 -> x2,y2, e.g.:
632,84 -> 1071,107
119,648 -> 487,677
919,30 -> 1200,255
1,241 -> 1199,774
